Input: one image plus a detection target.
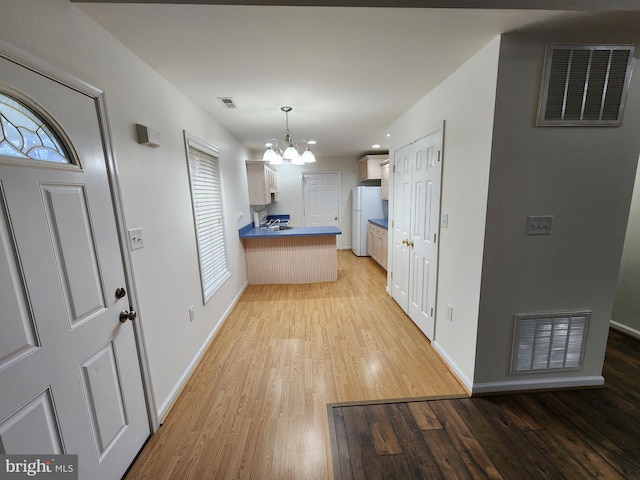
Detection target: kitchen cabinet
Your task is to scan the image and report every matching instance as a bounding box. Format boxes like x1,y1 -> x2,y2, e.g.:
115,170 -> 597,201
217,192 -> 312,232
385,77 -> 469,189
358,154 -> 387,181
246,161 -> 277,205
380,160 -> 390,200
368,222 -> 388,270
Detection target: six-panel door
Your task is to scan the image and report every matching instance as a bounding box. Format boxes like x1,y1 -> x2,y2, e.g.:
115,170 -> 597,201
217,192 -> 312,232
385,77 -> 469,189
0,53 -> 149,479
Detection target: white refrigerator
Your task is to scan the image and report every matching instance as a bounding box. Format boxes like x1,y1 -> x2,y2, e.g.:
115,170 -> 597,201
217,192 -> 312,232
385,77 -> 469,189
352,186 -> 384,256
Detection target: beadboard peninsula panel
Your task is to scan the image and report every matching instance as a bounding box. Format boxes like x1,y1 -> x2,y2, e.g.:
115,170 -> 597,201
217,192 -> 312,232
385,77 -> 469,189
243,235 -> 337,284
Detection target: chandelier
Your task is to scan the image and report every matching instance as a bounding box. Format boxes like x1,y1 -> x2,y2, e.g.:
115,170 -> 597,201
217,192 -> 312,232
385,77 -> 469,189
262,106 -> 316,165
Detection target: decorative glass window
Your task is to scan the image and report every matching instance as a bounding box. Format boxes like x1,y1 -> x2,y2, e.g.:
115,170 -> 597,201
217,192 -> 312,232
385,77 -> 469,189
0,91 -> 71,163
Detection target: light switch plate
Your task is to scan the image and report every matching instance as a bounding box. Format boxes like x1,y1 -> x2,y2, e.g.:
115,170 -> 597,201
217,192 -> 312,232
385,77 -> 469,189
526,215 -> 554,235
128,227 -> 144,250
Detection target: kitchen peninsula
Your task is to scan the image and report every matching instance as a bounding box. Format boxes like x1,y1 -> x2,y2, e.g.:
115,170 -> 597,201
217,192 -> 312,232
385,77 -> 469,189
239,225 -> 341,284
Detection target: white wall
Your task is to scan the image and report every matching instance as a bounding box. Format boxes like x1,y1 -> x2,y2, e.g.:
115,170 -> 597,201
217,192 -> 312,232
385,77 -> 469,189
248,153 -> 360,249
612,159 -> 640,337
388,36 -> 502,388
475,32 -> 640,389
0,0 -> 251,418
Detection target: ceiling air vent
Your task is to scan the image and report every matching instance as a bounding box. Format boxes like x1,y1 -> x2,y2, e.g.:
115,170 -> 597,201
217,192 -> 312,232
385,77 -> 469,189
511,311 -> 590,374
217,97 -> 237,109
537,44 -> 635,126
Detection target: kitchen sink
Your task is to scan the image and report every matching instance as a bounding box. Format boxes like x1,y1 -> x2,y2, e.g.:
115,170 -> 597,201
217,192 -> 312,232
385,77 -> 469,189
269,225 -> 295,231
277,225 -> 295,230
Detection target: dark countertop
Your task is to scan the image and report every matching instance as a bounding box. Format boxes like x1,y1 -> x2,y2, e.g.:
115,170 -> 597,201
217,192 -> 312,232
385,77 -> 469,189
369,218 -> 388,229
239,224 -> 341,238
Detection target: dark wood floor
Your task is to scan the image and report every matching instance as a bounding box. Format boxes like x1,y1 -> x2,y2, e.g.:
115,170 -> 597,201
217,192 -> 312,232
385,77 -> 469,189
329,329 -> 640,480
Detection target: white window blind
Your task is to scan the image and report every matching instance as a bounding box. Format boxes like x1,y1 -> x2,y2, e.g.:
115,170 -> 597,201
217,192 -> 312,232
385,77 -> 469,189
186,141 -> 230,303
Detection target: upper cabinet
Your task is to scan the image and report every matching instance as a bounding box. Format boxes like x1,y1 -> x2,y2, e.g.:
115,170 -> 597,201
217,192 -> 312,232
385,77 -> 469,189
358,154 -> 388,181
380,159 -> 390,200
246,161 -> 278,205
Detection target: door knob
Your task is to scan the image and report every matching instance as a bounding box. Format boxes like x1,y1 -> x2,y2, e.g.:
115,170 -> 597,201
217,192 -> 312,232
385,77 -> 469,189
115,287 -> 126,299
119,309 -> 137,323
408,240 -> 415,248
402,239 -> 408,245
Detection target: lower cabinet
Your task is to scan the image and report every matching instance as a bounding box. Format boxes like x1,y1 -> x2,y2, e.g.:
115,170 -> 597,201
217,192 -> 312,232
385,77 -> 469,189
367,223 -> 388,270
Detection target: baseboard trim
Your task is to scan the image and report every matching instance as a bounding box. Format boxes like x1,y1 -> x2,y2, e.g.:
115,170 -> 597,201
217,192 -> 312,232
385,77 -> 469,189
432,340 -> 473,394
610,320 -> 640,340
471,375 -> 605,395
157,281 -> 248,421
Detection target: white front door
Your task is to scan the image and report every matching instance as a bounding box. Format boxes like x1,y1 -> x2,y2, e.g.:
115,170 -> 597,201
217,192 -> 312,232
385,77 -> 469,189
391,129 -> 442,340
0,53 -> 149,479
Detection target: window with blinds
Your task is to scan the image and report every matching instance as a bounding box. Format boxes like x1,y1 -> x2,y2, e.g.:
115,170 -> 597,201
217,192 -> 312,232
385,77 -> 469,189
185,134 -> 230,304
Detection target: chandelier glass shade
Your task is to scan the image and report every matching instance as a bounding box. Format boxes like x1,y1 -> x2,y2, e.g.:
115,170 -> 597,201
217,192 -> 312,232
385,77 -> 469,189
263,106 -> 316,165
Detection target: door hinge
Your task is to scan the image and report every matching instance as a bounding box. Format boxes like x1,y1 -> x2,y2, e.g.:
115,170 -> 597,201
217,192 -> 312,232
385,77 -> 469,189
393,165 -> 396,173
434,233 -> 437,243
390,271 -> 393,279
392,220 -> 394,228
430,307 -> 434,317
437,150 -> 441,162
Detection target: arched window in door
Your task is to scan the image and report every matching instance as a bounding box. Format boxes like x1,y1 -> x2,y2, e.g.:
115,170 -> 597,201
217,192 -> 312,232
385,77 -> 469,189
0,90 -> 72,164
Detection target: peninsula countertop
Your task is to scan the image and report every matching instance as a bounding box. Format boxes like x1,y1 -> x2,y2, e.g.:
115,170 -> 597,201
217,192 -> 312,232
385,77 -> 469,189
239,224 -> 341,238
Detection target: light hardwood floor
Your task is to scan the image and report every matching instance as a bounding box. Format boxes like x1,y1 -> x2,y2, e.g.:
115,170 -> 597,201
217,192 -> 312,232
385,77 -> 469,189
125,251 -> 467,480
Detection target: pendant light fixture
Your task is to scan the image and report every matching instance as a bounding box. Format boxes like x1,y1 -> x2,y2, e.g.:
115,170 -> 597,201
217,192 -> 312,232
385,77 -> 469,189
263,106 -> 316,165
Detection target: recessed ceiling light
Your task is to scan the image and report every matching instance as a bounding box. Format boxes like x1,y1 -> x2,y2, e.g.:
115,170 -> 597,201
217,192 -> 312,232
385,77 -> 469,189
306,140 -> 317,145
371,144 -> 381,149
386,133 -> 391,137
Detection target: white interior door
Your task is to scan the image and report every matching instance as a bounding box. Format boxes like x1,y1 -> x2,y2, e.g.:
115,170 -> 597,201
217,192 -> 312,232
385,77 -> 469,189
407,134 -> 441,339
303,172 -> 340,227
391,129 -> 442,341
0,54 -> 149,479
302,172 -> 341,247
391,145 -> 412,311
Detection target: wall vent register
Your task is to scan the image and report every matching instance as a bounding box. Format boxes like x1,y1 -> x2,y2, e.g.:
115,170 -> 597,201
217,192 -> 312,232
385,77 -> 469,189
511,311 -> 590,374
537,44 -> 635,126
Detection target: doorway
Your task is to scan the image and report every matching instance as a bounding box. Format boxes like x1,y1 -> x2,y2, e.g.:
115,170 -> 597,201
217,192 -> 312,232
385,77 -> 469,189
391,126 -> 443,340
0,43 -> 151,479
302,172 -> 341,246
